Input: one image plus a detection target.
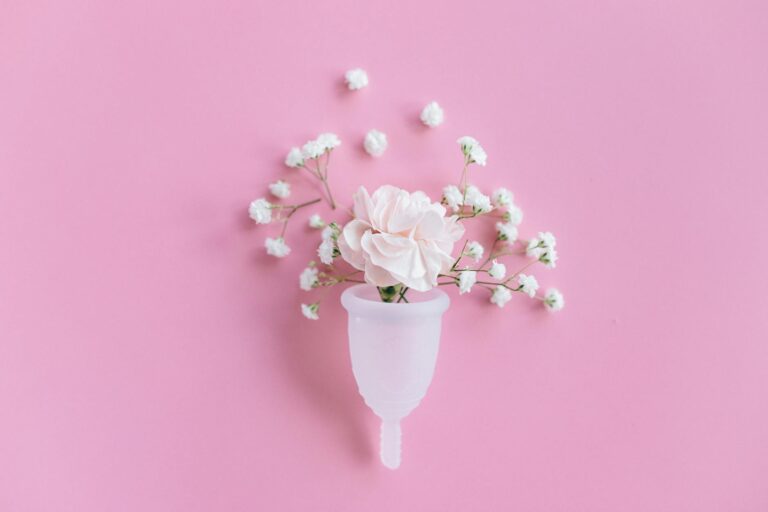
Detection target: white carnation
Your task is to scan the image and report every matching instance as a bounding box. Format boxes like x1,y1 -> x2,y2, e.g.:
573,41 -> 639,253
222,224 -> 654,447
301,139 -> 325,159
344,68 -> 369,90
517,273 -> 539,298
492,187 -> 513,207
268,180 -> 291,199
442,185 -> 463,212
308,214 -> 325,229
465,241 -> 484,261
316,132 -> 341,151
420,101 -> 444,127
318,239 -> 335,264
265,237 -> 291,258
457,136 -> 487,166
301,303 -> 319,320
496,222 -> 518,243
248,198 -> 272,224
364,129 -> 388,157
285,147 -> 304,168
299,266 -> 319,291
458,269 -> 477,294
490,285 -> 512,308
488,260 -> 506,280
544,288 -> 564,312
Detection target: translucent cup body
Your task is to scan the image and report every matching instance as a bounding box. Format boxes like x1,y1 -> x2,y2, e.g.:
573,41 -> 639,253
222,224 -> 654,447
340,284 -> 450,469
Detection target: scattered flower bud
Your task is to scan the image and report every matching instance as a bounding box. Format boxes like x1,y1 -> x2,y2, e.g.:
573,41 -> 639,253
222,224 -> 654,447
268,180 -> 291,199
301,302 -> 320,320
457,136 -> 487,166
308,214 -> 325,229
544,288 -> 565,312
265,237 -> 291,258
248,198 -> 272,224
364,129 -> 388,157
517,273 -> 539,298
465,241 -> 484,261
285,147 -> 304,168
299,266 -> 319,291
344,68 -> 369,90
490,285 -> 512,308
458,269 -> 477,294
420,101 -> 445,127
488,259 -> 506,280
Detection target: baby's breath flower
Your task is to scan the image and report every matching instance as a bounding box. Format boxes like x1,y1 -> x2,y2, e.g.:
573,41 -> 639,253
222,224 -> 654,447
308,214 -> 325,229
301,302 -> 320,320
540,247 -> 558,268
364,129 -> 388,157
544,288 -> 565,312
458,269 -> 477,294
265,237 -> 291,258
420,101 -> 444,127
285,147 -> 304,168
488,259 -> 506,280
321,223 -> 340,241
316,132 -> 341,151
299,266 -> 319,291
496,221 -> 518,243
442,185 -> 463,212
504,204 -> 524,226
457,136 -> 487,166
492,188 -> 513,208
268,180 -> 291,199
526,231 -> 557,260
517,273 -> 539,298
465,241 -> 484,261
490,285 -> 512,308
301,139 -> 325,160
464,186 -> 492,213
248,198 -> 272,224
318,239 -> 336,265
344,68 -> 368,90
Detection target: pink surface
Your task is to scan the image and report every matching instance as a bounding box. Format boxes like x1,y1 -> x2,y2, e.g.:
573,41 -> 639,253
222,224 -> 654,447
1,1 -> 767,510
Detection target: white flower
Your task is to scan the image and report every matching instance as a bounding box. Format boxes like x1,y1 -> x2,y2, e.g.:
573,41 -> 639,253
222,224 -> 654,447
490,285 -> 512,308
316,132 -> 341,151
317,239 -> 335,265
248,198 -> 272,224
308,214 -> 325,229
464,185 -> 492,213
488,259 -> 506,280
540,247 -> 558,268
420,101 -> 444,127
285,147 -> 303,168
496,222 -> 518,243
268,180 -> 291,199
544,288 -> 564,312
458,269 -> 477,294
442,185 -> 463,212
301,303 -> 319,320
504,204 -> 524,226
526,231 -> 556,259
265,237 -> 291,258
517,273 -> 539,298
363,129 -> 388,157
492,188 -> 513,208
457,136 -> 487,166
301,139 -> 325,159
321,223 -> 339,241
299,266 -> 319,291
344,68 -> 368,90
337,185 -> 465,292
465,241 -> 484,261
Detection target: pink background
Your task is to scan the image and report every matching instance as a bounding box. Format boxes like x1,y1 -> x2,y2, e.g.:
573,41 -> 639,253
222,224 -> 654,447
2,1 -> 767,510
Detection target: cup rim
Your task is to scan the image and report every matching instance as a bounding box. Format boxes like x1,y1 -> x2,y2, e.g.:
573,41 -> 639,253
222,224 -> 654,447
341,284 -> 450,318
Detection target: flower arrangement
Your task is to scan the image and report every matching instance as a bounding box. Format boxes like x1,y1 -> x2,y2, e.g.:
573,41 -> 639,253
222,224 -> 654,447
248,68 -> 565,319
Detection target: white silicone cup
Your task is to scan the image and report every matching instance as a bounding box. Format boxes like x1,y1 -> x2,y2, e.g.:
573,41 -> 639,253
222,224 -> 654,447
341,284 -> 450,469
